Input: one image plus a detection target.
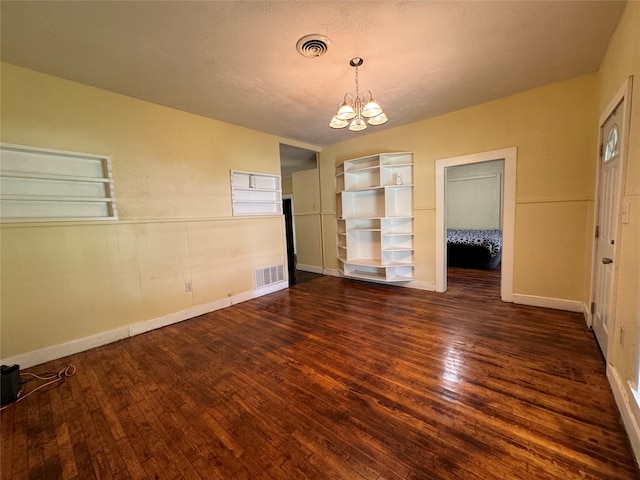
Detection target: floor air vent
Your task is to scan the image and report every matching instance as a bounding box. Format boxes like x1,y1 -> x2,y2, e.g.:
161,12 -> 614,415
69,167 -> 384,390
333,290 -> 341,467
255,264 -> 285,289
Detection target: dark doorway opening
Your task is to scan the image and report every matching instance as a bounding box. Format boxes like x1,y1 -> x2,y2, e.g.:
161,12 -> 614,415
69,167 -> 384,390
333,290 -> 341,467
283,197 -> 297,286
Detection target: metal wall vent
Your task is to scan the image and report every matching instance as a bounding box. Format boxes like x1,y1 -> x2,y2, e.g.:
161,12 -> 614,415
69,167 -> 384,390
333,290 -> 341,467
296,34 -> 330,58
255,264 -> 285,289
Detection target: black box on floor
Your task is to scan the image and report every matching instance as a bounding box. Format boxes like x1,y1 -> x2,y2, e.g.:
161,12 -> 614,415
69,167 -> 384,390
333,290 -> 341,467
1,364 -> 21,406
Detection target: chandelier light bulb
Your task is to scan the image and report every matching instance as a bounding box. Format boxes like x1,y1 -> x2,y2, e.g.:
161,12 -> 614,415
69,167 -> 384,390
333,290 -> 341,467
362,93 -> 383,118
367,112 -> 388,126
349,117 -> 367,131
336,101 -> 356,120
330,116 -> 349,129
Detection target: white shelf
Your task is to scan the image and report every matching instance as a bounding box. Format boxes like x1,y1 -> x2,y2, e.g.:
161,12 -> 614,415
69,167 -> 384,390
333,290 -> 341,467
233,187 -> 280,193
345,270 -> 386,281
341,267 -> 413,283
344,185 -> 386,192
344,258 -> 384,267
0,143 -> 118,222
336,152 -> 414,284
232,199 -> 280,204
1,195 -> 114,202
386,274 -> 414,282
0,170 -> 111,183
230,170 -> 282,216
347,164 -> 380,173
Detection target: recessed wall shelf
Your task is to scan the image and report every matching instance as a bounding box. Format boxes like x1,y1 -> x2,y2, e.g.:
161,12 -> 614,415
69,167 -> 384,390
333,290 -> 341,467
230,170 -> 282,216
0,143 -> 118,222
336,152 -> 414,283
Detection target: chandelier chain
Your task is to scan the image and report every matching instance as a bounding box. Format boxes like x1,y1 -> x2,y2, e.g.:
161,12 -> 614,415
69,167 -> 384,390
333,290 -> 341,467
355,64 -> 360,99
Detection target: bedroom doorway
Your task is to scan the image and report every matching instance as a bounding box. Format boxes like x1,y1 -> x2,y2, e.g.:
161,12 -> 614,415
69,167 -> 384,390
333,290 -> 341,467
435,147 -> 516,302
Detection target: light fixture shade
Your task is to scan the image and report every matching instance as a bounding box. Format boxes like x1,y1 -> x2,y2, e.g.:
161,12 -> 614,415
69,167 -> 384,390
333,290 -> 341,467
329,116 -> 349,129
362,99 -> 383,118
336,102 -> 356,120
349,117 -> 367,131
367,112 -> 388,126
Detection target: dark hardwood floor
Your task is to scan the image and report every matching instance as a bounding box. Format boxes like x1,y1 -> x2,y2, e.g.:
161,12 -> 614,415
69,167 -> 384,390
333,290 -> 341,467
446,265 -> 501,300
2,271 -> 638,479
293,269 -> 323,285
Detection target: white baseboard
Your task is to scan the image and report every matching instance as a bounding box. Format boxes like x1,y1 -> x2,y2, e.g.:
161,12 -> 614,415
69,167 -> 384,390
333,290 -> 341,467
405,280 -> 437,291
323,268 -> 341,277
1,281 -> 288,369
297,264 -> 323,274
1,326 -> 131,370
583,303 -> 593,328
511,293 -> 584,313
608,365 -> 640,466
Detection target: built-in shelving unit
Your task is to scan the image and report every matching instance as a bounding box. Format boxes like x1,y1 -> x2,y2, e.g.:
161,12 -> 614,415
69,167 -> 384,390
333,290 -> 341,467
336,152 -> 414,283
231,170 -> 282,216
0,143 -> 117,222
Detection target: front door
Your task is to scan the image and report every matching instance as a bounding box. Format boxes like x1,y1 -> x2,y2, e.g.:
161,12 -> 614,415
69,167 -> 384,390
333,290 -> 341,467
592,99 -> 624,359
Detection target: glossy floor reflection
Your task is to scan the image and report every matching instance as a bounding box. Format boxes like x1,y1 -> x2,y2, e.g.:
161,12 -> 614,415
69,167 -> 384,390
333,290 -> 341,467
2,274 -> 636,479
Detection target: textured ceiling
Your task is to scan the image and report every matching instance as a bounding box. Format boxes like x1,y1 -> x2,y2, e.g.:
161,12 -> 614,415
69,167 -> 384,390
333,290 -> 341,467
1,1 -> 626,149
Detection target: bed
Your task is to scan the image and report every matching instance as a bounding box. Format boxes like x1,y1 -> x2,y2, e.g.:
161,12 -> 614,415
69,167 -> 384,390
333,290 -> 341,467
447,229 -> 502,270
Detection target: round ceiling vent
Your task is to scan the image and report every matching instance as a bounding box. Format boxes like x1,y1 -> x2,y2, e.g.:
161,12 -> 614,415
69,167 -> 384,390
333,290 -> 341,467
296,34 -> 330,58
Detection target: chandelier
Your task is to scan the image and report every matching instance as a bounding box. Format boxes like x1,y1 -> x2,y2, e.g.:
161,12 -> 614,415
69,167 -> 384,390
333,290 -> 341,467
329,57 -> 388,131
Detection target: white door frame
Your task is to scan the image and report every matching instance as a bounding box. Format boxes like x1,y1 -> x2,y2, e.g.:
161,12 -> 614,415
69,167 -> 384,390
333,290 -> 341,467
435,147 -> 517,301
588,77 -> 633,333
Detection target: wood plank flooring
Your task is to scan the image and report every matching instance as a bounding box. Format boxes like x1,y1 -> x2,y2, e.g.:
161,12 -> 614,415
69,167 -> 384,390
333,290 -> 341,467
2,271 -> 638,479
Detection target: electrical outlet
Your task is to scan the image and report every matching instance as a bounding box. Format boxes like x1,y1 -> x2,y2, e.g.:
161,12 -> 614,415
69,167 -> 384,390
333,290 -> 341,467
619,325 -> 625,346
185,281 -> 192,292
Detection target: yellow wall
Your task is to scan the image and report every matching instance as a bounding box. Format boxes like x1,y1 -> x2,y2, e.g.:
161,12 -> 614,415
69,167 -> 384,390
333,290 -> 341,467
446,160 -> 504,230
0,64 -> 288,359
292,169 -> 323,270
320,74 -> 597,300
595,1 -> 640,438
282,176 -> 293,195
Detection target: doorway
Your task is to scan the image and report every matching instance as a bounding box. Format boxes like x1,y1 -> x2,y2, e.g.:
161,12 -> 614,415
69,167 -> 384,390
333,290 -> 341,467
435,147 -> 516,301
445,160 -> 504,297
590,77 -> 632,360
283,197 -> 297,286
279,143 -> 321,285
